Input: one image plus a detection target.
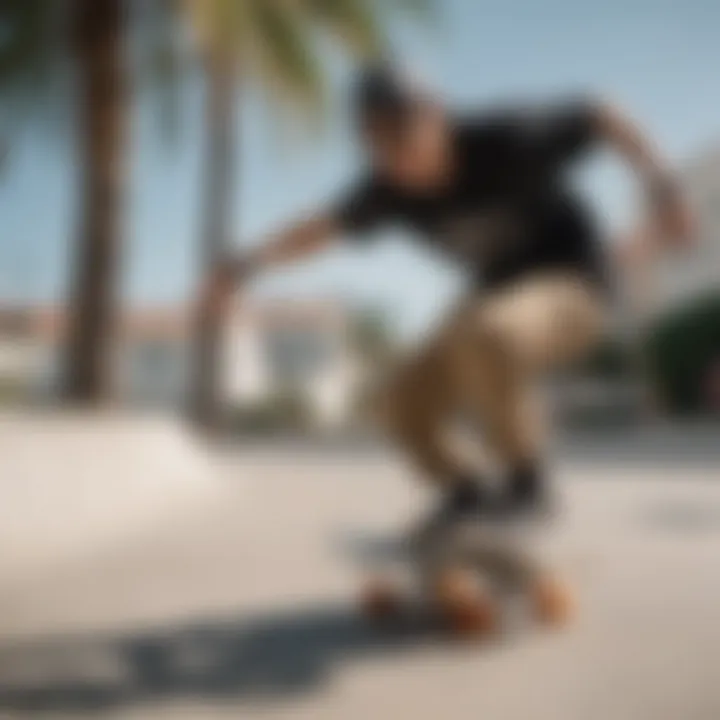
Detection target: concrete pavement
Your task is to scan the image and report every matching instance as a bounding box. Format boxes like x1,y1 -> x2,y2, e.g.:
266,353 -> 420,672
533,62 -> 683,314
1,429 -> 720,719
0,412 -> 221,584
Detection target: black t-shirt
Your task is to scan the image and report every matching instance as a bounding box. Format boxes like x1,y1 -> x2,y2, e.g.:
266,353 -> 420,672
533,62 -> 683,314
334,101 -> 607,290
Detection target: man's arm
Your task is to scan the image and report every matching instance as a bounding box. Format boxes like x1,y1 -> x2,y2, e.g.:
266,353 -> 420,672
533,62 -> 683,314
200,213 -> 339,320
227,214 -> 339,278
202,175 -> 388,318
592,101 -> 695,249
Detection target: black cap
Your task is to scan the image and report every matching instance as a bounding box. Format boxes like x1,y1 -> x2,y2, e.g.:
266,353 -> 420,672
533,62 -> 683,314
351,64 -> 426,124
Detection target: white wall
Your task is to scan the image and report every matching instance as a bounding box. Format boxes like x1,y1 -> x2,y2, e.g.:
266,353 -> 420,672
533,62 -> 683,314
222,306 -> 360,428
308,350 -> 360,429
223,313 -> 270,405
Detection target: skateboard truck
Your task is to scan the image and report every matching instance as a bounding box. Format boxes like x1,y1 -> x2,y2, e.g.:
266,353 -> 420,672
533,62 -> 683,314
360,515 -> 573,637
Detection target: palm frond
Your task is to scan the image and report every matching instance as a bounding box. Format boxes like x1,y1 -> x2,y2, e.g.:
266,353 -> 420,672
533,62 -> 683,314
183,0 -> 250,60
303,0 -> 386,59
0,0 -> 71,158
246,0 -> 324,112
0,0 -> 56,86
182,0 -> 437,112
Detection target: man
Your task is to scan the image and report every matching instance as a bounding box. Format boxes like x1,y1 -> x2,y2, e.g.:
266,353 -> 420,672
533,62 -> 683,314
204,66 -> 694,521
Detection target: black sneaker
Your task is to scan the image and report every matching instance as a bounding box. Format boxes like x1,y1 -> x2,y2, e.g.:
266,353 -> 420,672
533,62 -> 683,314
501,466 -> 556,521
426,478 -> 498,530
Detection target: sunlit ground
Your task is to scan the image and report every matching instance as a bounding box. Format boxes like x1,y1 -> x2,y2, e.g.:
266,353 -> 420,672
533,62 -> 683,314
0,417 -> 719,719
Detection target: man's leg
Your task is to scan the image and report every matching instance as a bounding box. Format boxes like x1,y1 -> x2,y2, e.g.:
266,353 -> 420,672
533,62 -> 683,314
448,273 -> 606,511
380,318 -> 493,514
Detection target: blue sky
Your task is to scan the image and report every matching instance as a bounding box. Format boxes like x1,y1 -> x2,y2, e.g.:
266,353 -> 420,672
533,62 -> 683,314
1,0 -> 719,338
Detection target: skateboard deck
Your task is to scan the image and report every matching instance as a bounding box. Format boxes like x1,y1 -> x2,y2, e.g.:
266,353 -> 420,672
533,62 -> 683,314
360,513 -> 572,637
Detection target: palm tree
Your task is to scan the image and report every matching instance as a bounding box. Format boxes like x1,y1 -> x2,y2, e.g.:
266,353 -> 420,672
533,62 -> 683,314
1,0 -> 428,412
63,0 -> 129,403
183,0 -> 430,429
0,0 -> 128,404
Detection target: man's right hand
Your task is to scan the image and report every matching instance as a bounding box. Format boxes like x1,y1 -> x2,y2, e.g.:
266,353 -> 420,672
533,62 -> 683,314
195,214 -> 337,324
197,256 -> 254,324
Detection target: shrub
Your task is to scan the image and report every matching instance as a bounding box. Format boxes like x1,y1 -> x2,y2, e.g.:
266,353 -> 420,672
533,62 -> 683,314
645,291 -> 720,415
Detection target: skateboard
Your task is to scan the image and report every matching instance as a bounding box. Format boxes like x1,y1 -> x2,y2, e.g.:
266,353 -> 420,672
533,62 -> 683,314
359,513 -> 573,638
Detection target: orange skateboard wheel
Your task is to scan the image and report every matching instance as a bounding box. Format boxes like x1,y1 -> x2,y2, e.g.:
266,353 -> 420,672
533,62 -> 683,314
532,575 -> 574,626
361,577 -> 405,621
433,568 -> 498,637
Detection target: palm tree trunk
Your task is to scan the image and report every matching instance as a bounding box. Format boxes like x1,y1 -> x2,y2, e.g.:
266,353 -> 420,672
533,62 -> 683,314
189,49 -> 236,429
63,0 -> 128,403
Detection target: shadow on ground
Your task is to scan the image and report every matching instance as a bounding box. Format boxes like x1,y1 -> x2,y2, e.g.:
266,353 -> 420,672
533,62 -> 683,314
0,603 -> 457,715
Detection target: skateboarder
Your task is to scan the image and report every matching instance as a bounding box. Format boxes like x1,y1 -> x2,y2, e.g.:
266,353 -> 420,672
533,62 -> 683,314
203,65 -> 694,522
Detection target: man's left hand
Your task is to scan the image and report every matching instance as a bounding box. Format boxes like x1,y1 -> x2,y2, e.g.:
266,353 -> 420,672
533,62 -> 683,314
647,177 -> 696,247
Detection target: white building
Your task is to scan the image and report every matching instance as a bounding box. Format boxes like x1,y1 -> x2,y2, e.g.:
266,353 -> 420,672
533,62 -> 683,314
0,299 -> 364,429
224,299 -> 362,429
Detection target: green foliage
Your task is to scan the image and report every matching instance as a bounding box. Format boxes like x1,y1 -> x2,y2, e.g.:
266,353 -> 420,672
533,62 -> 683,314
184,0 -> 432,119
305,0 -> 385,57
0,0 -> 52,86
0,1 -> 186,155
0,0 -> 434,150
646,290 -> 720,415
0,0 -> 69,143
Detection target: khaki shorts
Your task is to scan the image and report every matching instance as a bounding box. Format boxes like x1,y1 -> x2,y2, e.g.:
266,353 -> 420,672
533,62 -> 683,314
380,272 -> 606,484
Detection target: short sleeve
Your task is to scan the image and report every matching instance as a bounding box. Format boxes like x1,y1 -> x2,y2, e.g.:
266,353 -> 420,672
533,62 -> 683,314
332,177 -> 394,238
532,99 -> 600,163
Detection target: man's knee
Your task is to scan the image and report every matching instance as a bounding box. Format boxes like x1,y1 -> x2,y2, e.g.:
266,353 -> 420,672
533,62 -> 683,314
448,307 -> 513,390
376,352 -> 443,438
